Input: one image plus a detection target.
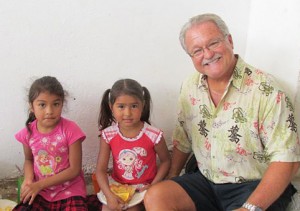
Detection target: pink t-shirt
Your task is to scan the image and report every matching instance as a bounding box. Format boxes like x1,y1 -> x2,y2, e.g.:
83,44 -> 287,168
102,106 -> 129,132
101,122 -> 163,185
15,117 -> 86,202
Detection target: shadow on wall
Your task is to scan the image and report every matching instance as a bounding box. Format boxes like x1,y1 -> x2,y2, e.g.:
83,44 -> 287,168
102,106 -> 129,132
0,162 -> 23,180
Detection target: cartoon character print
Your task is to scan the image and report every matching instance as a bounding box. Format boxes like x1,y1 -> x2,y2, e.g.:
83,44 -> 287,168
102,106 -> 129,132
35,135 -> 64,176
117,147 -> 147,180
36,150 -> 55,176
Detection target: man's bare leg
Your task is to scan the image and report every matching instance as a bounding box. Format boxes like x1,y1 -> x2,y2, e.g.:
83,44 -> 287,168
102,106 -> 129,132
144,180 -> 196,211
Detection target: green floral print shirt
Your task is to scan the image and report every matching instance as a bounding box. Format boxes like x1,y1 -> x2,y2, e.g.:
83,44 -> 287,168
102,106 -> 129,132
173,55 -> 300,183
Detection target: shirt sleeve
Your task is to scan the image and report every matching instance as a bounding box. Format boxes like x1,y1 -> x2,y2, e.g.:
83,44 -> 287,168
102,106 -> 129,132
172,81 -> 193,154
64,119 -> 86,145
260,81 -> 300,162
15,127 -> 30,146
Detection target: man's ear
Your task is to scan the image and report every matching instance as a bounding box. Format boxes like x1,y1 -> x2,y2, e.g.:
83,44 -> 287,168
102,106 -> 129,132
226,34 -> 234,49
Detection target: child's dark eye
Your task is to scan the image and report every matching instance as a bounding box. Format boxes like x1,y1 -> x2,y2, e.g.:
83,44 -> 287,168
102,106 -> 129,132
54,102 -> 61,107
38,103 -> 46,108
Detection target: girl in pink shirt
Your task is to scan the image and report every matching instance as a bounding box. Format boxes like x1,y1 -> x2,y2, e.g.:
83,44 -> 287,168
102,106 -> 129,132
95,79 -> 171,211
14,76 -> 89,210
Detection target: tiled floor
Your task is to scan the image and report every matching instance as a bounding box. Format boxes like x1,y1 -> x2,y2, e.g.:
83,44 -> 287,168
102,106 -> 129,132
0,175 -> 95,203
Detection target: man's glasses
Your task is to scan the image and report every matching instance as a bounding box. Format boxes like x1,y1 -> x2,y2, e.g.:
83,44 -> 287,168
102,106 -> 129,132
189,35 -> 227,58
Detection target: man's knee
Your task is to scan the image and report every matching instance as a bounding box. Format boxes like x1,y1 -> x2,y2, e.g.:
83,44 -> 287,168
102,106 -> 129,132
144,182 -> 163,204
144,181 -> 175,209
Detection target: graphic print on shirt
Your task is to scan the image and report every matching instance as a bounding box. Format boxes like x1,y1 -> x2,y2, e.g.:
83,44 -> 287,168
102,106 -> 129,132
36,149 -> 55,176
199,105 -> 214,119
35,135 -> 64,176
232,107 -> 247,123
117,147 -> 147,180
259,82 -> 274,96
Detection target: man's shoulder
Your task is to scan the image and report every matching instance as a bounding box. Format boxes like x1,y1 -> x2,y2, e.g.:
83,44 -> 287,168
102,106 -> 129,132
236,56 -> 283,90
182,72 -> 201,87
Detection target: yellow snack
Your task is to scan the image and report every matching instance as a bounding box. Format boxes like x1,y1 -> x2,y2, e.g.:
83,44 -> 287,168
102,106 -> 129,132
110,184 -> 136,203
6,206 -> 13,211
0,206 -> 13,211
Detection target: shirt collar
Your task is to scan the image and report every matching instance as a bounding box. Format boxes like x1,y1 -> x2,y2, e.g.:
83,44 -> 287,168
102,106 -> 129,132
197,55 -> 248,90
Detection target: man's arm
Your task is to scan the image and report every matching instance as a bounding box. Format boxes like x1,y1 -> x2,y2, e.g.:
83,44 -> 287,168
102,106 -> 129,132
167,146 -> 191,179
237,161 -> 300,210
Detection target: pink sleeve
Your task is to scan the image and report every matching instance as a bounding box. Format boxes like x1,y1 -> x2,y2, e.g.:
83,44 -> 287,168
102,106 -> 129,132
15,127 -> 30,146
64,120 -> 86,145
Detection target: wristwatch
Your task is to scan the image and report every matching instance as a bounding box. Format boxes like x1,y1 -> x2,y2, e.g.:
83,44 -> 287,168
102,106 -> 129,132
242,202 -> 263,211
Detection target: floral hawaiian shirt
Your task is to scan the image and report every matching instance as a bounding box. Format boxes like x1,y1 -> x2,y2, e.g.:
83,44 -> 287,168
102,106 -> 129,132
173,55 -> 300,183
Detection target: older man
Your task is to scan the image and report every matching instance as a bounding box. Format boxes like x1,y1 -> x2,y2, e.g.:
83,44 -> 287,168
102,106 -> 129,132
144,13 -> 300,211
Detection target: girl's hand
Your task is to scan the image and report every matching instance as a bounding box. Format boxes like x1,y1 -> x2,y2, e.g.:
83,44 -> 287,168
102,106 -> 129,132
21,181 -> 43,205
106,194 -> 126,210
20,179 -> 33,193
136,183 -> 151,192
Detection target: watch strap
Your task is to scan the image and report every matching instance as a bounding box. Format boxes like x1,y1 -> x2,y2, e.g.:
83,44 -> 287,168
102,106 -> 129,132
242,202 -> 263,211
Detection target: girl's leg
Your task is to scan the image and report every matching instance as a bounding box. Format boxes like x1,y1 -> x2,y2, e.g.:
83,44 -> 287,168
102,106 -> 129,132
127,203 -> 145,211
102,203 -> 144,211
101,204 -> 110,211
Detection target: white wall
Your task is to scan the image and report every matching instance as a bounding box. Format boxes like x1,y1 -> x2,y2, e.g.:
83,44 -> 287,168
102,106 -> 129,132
6,0 -> 299,179
245,0 -> 300,180
245,0 -> 300,99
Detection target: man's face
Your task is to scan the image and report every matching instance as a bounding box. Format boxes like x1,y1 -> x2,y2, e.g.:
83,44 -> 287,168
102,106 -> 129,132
185,21 -> 235,81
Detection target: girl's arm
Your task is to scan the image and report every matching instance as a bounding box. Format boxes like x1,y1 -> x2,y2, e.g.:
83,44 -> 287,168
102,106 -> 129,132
151,136 -> 171,185
22,145 -> 35,189
96,138 -> 124,210
22,139 -> 83,205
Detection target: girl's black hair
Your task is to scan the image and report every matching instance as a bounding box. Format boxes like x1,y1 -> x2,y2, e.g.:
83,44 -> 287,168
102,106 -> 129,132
98,78 -> 151,131
26,76 -> 66,135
